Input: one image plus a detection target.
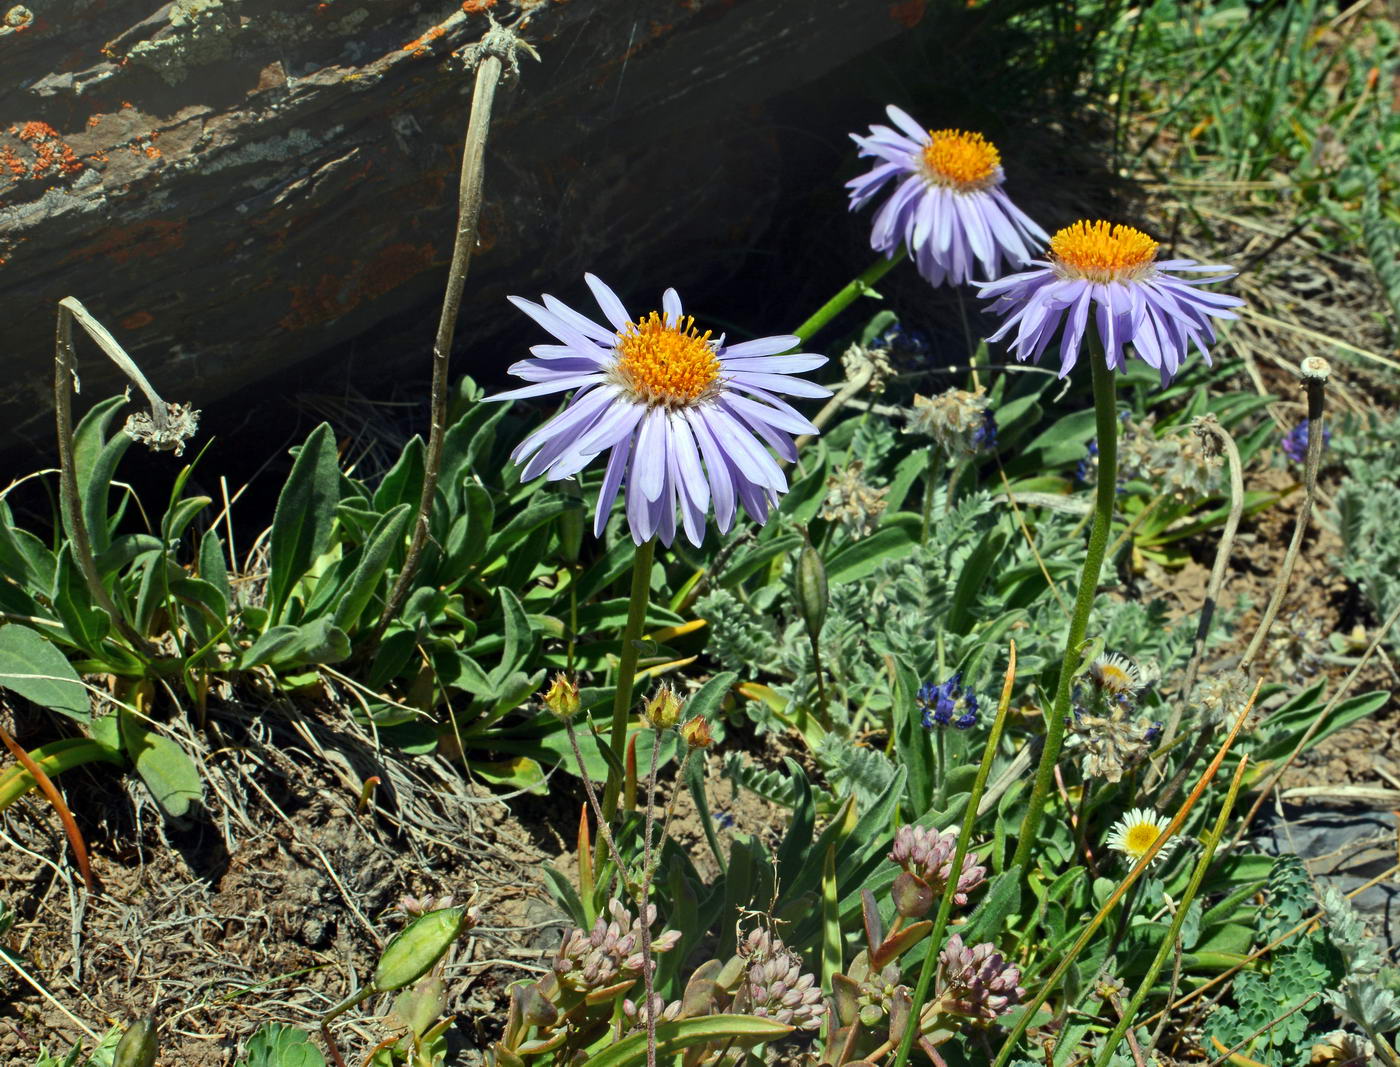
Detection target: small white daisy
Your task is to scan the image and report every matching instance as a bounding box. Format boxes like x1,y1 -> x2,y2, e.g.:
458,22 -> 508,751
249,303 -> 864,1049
1089,652 -> 1143,698
1105,808 -> 1173,866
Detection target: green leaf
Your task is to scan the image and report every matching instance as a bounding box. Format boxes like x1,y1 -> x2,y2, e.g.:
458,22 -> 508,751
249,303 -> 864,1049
240,618 -> 351,670
578,1016 -> 792,1067
51,545 -> 112,656
119,711 -> 202,817
79,430 -> 133,556
825,524 -> 918,584
266,424 -> 339,622
236,1023 -> 326,1067
0,624 -> 90,722
333,503 -> 411,633
198,531 -> 232,608
374,435 -> 426,514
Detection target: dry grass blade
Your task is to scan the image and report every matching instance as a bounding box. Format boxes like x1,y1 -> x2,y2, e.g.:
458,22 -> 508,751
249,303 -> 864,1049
0,722 -> 93,891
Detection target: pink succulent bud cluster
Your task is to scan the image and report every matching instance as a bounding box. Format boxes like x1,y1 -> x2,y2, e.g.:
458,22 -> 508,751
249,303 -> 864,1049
736,928 -> 826,1030
553,901 -> 681,993
888,825 -> 987,907
622,992 -> 684,1030
936,934 -> 1025,1021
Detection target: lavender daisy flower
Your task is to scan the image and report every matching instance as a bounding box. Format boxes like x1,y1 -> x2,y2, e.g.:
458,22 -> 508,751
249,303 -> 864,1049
488,275 -> 830,547
846,106 -> 1048,287
1282,419 -> 1329,463
977,220 -> 1246,385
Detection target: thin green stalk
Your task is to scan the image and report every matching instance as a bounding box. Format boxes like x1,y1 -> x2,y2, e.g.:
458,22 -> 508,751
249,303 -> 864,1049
889,642 -> 1018,1067
1109,757 -> 1249,1066
1010,345 -> 1118,873
599,539 -> 656,832
920,449 -> 940,544
791,248 -> 905,346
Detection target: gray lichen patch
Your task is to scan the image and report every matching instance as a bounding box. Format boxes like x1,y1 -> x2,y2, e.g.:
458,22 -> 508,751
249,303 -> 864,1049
126,0 -> 239,85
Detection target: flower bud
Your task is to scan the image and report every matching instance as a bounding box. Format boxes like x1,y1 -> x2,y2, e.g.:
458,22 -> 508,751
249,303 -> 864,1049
794,541 -> 828,641
373,907 -> 469,992
643,684 -> 683,730
680,714 -> 713,749
542,673 -> 580,721
113,1018 -> 157,1067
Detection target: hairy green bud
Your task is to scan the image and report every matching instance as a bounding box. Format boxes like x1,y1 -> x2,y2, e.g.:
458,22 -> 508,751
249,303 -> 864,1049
794,541 -> 828,641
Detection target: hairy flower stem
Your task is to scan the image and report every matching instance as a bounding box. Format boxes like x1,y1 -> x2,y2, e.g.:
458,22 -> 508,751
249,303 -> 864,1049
54,300 -> 164,657
890,643 -> 1018,1067
375,38 -> 507,643
920,450 -> 939,544
597,539 -> 656,868
640,736 -> 661,1067
1011,346 -> 1118,874
790,248 -> 906,346
1239,361 -> 1328,668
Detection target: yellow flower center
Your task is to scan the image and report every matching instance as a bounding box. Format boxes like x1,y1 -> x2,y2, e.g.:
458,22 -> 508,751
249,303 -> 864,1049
1051,220 -> 1159,282
613,312 -> 721,407
1124,822 -> 1161,857
920,129 -> 1001,190
1095,662 -> 1135,694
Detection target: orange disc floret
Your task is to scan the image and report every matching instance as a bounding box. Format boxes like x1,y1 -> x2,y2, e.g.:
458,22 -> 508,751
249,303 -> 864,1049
1050,220 -> 1159,282
614,312 -> 721,407
920,129 -> 1001,190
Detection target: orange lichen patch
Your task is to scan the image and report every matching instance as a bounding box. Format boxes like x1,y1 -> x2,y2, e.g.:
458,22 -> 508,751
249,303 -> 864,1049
1050,220 -> 1159,282
120,311 -> 155,330
402,23 -> 447,56
889,0 -> 926,27
920,130 -> 1001,190
281,242 -> 437,330
0,145 -> 24,177
7,121 -> 84,180
462,0 -> 496,10
67,219 -> 187,266
87,114 -> 103,129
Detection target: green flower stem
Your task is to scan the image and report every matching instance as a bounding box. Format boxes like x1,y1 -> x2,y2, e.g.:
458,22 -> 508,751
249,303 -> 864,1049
600,539 -> 656,828
790,248 -> 906,346
1096,756 -> 1248,1067
1009,344 -> 1118,874
890,642 -> 1019,1067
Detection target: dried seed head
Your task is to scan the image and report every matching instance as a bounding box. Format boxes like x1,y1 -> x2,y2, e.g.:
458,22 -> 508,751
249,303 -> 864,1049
821,461 -> 889,540
841,342 -> 895,395
123,401 -> 200,456
1300,356 -> 1330,382
906,387 -> 996,455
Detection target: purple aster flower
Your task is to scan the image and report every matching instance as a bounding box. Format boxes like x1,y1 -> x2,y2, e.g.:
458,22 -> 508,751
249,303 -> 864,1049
977,220 -> 1246,385
918,673 -> 979,730
488,275 -> 830,547
846,106 -> 1048,287
1281,419 -> 1329,463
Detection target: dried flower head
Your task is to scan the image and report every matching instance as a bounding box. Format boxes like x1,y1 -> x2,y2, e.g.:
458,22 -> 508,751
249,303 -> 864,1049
1105,808 -> 1173,866
735,927 -> 826,1030
907,387 -> 997,456
1194,668 -> 1252,727
847,107 -> 1047,287
842,342 -> 895,395
554,900 -> 681,994
917,673 -> 980,729
889,825 -> 986,908
1267,612 -> 1325,683
680,714 -> 713,749
643,683 -> 683,730
124,401 -> 200,456
978,219 -> 1244,384
821,461 -> 889,540
936,934 -> 1025,1021
542,673 -> 581,721
1069,702 -> 1159,783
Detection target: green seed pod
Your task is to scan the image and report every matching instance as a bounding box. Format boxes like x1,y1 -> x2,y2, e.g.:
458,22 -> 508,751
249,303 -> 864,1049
113,1017 -> 157,1067
794,540 -> 828,641
373,907 -> 468,993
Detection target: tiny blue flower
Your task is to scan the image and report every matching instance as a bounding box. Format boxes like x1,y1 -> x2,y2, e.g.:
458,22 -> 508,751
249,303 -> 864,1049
875,322 -> 933,358
1281,419 -> 1329,464
1076,439 -> 1099,484
971,409 -> 997,451
918,673 -> 979,730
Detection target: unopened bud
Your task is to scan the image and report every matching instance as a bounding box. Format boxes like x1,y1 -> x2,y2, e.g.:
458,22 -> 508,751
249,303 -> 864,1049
794,541 -> 828,641
374,907 -> 469,992
680,715 -> 713,749
543,673 -> 580,721
113,1018 -> 157,1067
643,684 -> 683,730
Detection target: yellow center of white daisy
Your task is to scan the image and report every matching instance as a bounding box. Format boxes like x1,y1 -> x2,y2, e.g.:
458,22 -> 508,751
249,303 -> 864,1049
613,312 -> 721,407
1123,821 -> 1161,857
1051,220 -> 1159,282
920,130 -> 1001,191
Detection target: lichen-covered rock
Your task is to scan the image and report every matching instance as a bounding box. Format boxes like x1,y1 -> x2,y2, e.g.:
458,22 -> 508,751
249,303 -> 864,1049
0,0 -> 921,453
